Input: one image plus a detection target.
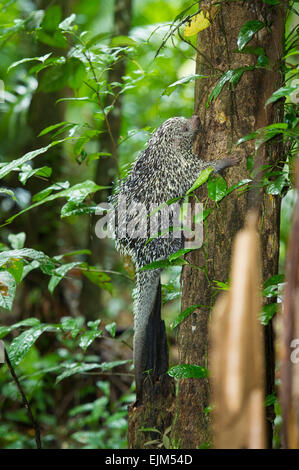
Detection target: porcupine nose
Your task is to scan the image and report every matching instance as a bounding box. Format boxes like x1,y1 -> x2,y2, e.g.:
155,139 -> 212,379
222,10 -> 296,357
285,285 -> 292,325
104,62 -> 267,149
189,114 -> 200,132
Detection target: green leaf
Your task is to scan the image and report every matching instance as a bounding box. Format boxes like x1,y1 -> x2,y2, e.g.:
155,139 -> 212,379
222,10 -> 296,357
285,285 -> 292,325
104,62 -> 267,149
207,67 -> 254,106
38,121 -> 69,137
7,259 -> 23,284
207,175 -> 227,202
82,270 -> 112,293
0,143 -> 60,180
110,35 -> 137,47
99,359 -> 131,371
41,5 -> 62,31
61,316 -> 84,338
186,166 -> 214,195
8,232 -> 26,250
168,247 -> 198,262
4,180 -> 103,226
0,318 -> 40,340
0,188 -> 16,200
171,305 -> 201,330
59,13 -> 76,31
18,165 -> 52,185
79,330 -> 103,351
60,201 -> 98,218
266,86 -> 299,106
32,181 -> 70,202
162,74 -> 207,96
213,280 -> 230,291
0,271 -> 16,311
36,29 -> 67,48
105,322 -> 116,338
226,178 -> 252,195
0,248 -> 55,276
56,362 -> 100,383
66,58 -> 86,90
237,20 -> 265,51
7,324 -> 50,365
168,364 -> 208,379
8,53 -> 52,72
261,303 -> 279,325
266,174 -> 288,195
48,262 -> 82,293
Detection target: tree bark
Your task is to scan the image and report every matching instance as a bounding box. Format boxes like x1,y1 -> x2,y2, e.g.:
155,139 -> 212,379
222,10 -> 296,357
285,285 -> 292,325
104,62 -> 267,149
171,0 -> 286,449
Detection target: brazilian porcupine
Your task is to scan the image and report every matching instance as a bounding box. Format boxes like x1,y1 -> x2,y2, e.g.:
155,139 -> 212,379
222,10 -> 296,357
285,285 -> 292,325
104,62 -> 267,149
112,115 -> 240,400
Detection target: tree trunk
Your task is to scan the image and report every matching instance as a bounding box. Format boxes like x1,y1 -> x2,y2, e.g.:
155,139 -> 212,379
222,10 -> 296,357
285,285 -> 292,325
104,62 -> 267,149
171,0 -> 286,449
80,0 -> 133,320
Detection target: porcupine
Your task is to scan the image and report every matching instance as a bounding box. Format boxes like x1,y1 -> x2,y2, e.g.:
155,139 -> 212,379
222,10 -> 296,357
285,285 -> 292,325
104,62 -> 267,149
112,115 -> 240,401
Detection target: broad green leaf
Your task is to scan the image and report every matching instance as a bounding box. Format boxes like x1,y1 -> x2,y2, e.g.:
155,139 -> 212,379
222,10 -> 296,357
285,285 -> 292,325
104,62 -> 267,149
266,174 -> 288,195
261,303 -> 279,325
7,324 -> 51,365
207,67 -> 254,106
168,247 -> 198,262
8,232 -> 26,250
7,259 -> 23,284
0,318 -> 40,339
66,58 -> 86,90
79,330 -> 103,351
0,143 -> 61,180
59,13 -> 76,31
36,29 -> 67,48
41,5 -> 62,31
48,262 -> 82,293
0,271 -> 16,311
99,359 -> 131,371
237,20 -> 265,51
61,316 -> 84,338
163,74 -> 207,96
60,201 -> 98,218
38,121 -> 69,137
82,270 -> 112,292
0,188 -> 16,200
105,322 -> 116,338
56,362 -> 100,383
7,53 -> 52,72
32,181 -> 70,202
207,175 -> 227,202
168,364 -> 208,379
186,166 -> 214,195
171,304 -> 201,330
18,165 -> 52,185
4,180 -> 104,226
0,249 -> 55,278
266,86 -> 299,106
110,35 -> 137,46
226,178 -> 252,195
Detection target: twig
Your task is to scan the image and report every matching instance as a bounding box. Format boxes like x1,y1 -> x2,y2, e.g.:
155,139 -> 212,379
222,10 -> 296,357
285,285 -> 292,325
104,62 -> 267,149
4,348 -> 42,449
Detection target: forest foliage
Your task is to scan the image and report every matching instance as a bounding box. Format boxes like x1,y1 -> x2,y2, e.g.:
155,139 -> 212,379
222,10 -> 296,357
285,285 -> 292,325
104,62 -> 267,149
0,0 -> 298,449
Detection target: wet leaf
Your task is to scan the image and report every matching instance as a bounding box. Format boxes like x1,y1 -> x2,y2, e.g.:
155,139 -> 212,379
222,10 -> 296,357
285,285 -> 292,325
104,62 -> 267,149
168,364 -> 208,379
237,20 -> 265,51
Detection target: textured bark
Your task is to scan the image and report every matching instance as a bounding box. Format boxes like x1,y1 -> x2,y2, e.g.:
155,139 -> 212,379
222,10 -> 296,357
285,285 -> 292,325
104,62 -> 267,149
80,0 -> 133,319
171,0 -> 286,448
127,282 -> 175,448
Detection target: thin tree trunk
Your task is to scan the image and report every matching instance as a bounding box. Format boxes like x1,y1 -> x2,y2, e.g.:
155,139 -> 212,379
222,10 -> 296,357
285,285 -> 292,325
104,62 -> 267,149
171,0 -> 286,449
80,0 -> 133,320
